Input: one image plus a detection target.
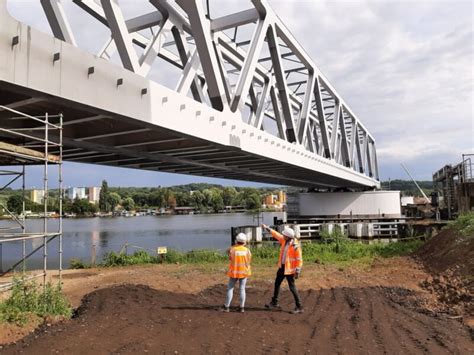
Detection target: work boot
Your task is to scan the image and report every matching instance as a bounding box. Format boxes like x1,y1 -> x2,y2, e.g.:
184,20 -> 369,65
220,305 -> 230,313
291,307 -> 303,314
265,302 -> 280,310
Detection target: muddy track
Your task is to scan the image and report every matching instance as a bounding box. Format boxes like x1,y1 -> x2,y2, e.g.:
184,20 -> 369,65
3,283 -> 472,354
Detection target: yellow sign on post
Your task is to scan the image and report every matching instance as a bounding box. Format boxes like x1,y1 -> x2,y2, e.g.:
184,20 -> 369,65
157,246 -> 168,255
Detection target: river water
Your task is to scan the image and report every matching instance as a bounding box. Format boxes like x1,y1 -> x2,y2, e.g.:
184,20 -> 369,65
0,212 -> 284,271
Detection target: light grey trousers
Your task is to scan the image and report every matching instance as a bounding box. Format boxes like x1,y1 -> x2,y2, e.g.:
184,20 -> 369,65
225,277 -> 247,308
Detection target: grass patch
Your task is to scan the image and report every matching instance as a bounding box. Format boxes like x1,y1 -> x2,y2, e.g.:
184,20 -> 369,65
445,212 -> 474,236
98,237 -> 423,269
252,239 -> 423,267
69,258 -> 90,269
101,249 -> 227,267
0,277 -> 72,326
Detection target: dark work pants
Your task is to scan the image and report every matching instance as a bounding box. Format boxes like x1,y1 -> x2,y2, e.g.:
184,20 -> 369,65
271,267 -> 302,308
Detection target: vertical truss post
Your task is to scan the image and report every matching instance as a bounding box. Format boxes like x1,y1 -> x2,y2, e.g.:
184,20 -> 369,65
355,126 -> 364,173
267,24 -> 298,143
40,0 -> 77,46
297,72 -> 315,147
100,0 -> 140,72
270,86 -> 287,141
176,0 -> 227,111
253,78 -> 271,129
373,143 -> 380,180
349,118 -> 357,168
361,132 -> 368,174
330,102 -> 340,159
138,19 -> 169,76
338,109 -> 351,167
305,120 -> 316,153
366,138 -> 374,177
172,26 -> 204,102
230,12 -> 269,112
313,77 -> 332,158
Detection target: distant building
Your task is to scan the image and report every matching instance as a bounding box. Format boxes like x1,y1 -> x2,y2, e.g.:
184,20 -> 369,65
67,187 -> 86,200
278,190 -> 286,204
264,194 -> 276,206
263,191 -> 287,209
30,189 -> 45,204
88,186 -> 101,204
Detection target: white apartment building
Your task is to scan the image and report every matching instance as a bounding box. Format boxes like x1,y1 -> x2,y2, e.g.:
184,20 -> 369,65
88,186 -> 101,204
67,187 -> 86,200
30,189 -> 45,204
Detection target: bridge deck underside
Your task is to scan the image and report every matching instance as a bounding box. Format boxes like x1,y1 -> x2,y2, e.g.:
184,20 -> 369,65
0,85 -> 368,189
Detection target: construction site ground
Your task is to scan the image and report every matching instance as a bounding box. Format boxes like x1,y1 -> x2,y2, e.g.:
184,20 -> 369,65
1,250 -> 473,354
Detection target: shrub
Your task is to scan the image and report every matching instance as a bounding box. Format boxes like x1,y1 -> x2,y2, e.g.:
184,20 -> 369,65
69,258 -> 89,269
0,277 -> 72,326
101,250 -> 157,267
446,212 -> 474,236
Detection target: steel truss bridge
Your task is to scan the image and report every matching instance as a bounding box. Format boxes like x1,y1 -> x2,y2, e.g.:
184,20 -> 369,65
0,0 -> 380,189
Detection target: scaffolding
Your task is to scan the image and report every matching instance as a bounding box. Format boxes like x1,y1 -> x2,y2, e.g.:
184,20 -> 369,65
433,153 -> 474,219
0,105 -> 63,291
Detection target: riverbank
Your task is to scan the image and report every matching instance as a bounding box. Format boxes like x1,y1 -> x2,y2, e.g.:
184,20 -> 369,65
1,223 -> 473,353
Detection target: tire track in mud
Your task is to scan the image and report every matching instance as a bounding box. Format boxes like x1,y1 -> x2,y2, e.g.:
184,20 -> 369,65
366,287 -> 423,354
2,283 -> 472,354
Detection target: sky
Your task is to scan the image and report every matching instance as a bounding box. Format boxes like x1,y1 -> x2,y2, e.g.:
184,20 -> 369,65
3,0 -> 473,188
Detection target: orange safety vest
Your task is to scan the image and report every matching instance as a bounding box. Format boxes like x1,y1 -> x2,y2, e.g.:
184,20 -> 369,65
270,230 -> 303,275
227,245 -> 252,279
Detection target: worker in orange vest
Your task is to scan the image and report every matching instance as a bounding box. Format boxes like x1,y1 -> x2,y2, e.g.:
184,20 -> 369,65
221,232 -> 252,313
262,224 -> 303,314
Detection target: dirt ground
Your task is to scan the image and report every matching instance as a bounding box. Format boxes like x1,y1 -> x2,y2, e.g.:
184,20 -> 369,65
1,256 -> 473,354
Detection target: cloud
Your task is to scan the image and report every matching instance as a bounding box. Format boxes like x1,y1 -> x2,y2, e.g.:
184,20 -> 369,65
269,0 -> 473,179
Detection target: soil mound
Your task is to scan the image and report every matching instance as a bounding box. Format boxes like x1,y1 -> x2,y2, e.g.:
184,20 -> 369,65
415,228 -> 474,278
3,283 -> 472,354
415,228 -> 473,317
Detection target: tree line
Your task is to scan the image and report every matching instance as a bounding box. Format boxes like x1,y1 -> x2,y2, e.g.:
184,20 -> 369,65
1,181 -> 280,216
98,181 -> 271,213
0,179 -> 435,216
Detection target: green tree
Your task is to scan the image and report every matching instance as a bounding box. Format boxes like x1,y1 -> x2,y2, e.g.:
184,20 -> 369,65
122,197 -> 135,211
222,187 -> 237,206
99,180 -> 109,212
191,190 -> 205,208
150,190 -> 165,208
210,189 -> 224,213
107,192 -> 121,211
71,197 -> 97,215
202,189 -> 213,207
175,191 -> 192,206
244,192 -> 261,210
7,195 -> 23,214
131,192 -> 148,207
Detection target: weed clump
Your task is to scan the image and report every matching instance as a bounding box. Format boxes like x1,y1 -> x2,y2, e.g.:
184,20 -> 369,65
445,212 -> 474,236
0,277 -> 72,326
69,258 -> 90,269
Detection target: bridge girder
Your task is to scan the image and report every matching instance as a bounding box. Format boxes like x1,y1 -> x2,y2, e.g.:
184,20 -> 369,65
0,0 -> 379,189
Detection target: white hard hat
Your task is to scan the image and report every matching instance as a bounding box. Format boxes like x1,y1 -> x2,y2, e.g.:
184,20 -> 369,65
236,233 -> 247,243
282,227 -> 295,239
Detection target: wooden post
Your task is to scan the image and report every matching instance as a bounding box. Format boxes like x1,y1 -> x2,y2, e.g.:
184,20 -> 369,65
91,243 -> 96,266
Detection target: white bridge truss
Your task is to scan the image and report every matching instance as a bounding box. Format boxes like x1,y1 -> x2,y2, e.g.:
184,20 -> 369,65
0,0 -> 380,189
